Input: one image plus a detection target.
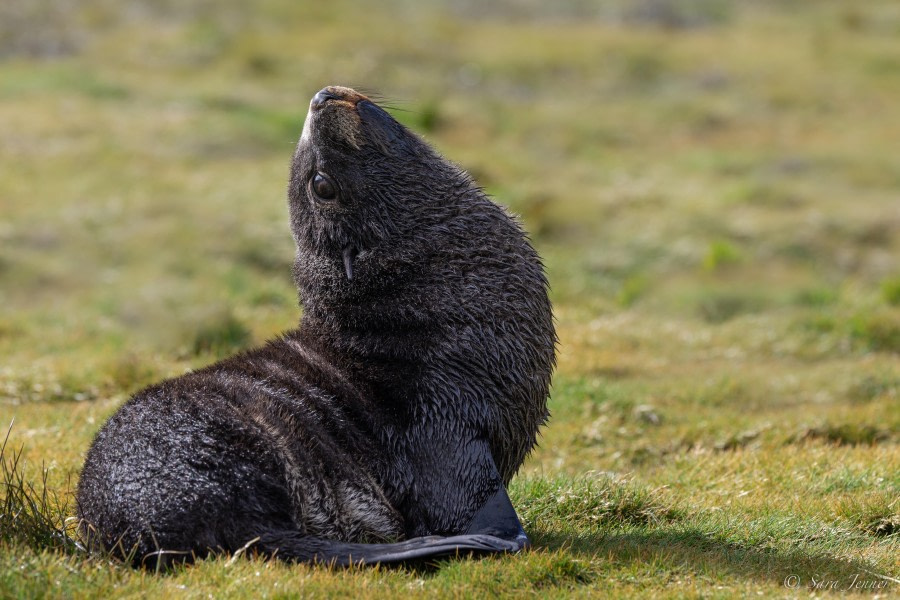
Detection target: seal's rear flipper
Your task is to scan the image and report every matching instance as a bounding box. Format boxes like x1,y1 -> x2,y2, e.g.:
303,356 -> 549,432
252,530 -> 524,566
253,486 -> 530,566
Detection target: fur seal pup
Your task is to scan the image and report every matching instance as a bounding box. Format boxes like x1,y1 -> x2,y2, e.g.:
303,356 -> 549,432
76,86 -> 556,568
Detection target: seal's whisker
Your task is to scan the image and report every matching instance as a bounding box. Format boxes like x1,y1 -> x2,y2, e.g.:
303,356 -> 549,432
380,105 -> 414,114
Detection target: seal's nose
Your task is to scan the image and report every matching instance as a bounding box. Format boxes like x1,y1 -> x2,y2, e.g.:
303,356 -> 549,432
310,88 -> 340,110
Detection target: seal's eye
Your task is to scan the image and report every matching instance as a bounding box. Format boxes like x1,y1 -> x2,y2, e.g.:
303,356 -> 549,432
311,172 -> 337,200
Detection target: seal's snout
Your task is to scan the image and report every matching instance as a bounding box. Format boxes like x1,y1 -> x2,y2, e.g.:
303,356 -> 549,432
310,88 -> 340,110
302,86 -> 370,149
309,86 -> 369,111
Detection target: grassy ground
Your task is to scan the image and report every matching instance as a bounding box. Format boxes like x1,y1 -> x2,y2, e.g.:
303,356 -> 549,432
1,0 -> 898,597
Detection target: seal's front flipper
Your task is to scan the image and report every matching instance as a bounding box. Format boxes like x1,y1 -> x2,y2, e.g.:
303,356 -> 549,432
254,466 -> 529,565
342,484 -> 530,564
254,443 -> 530,566
464,484 -> 530,548
330,479 -> 529,564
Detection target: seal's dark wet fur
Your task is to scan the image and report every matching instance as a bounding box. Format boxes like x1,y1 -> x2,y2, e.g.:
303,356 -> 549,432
76,86 -> 556,568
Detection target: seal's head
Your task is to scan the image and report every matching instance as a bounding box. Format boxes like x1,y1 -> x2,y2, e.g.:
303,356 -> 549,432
288,86 -> 474,305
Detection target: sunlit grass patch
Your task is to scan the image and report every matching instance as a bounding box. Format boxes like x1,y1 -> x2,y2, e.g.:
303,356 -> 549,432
197,95 -> 303,153
231,239 -> 294,277
725,180 -> 806,209
0,65 -> 130,101
0,425 -> 81,556
792,286 -> 839,308
846,373 -> 899,403
617,273 -> 651,308
789,423 -> 895,447
190,309 -> 254,358
0,368 -> 101,406
701,240 -> 743,272
791,307 -> 900,357
833,493 -> 899,539
696,291 -> 767,323
104,355 -> 165,396
882,276 -> 900,306
849,310 -> 900,353
433,551 -> 595,595
513,474 -> 681,534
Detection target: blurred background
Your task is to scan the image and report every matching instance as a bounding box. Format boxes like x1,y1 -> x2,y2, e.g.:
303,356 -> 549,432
1,0 -> 898,465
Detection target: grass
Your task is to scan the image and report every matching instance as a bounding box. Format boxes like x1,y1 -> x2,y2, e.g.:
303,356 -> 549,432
1,0 -> 899,597
0,423 -> 81,555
